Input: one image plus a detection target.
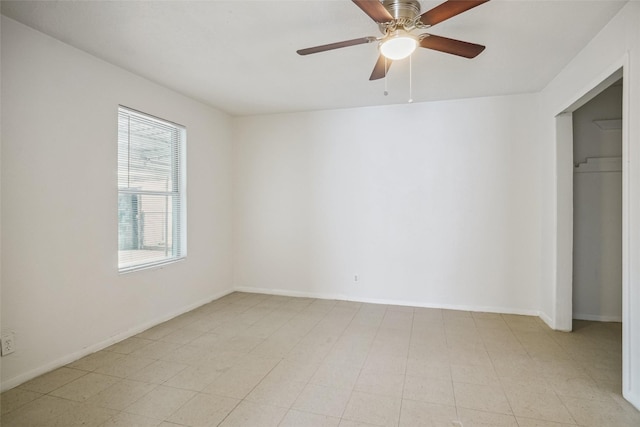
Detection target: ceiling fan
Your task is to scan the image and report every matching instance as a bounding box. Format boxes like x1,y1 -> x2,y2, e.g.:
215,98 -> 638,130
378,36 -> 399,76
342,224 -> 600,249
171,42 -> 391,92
297,0 -> 489,80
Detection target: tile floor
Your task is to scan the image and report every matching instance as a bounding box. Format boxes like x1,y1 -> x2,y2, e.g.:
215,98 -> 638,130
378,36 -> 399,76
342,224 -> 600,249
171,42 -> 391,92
1,292 -> 639,426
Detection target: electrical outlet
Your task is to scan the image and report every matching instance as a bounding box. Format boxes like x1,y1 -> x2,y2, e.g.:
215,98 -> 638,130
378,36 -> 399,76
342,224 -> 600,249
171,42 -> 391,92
1,332 -> 16,356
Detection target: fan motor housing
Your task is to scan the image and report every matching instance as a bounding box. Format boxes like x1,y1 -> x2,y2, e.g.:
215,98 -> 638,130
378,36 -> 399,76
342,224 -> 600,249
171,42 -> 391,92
382,0 -> 421,21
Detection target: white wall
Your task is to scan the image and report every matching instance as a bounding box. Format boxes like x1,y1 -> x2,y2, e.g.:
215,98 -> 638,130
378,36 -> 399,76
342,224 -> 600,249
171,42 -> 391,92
0,17 -> 234,390
4,0 -> 640,410
538,0 -> 640,409
573,85 -> 622,321
233,94 -> 542,314
573,84 -> 623,163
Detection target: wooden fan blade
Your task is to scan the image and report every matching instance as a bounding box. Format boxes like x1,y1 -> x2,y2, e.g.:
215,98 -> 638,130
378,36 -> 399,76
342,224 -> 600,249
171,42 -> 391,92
419,34 -> 485,58
352,0 -> 393,23
420,0 -> 489,27
297,37 -> 376,55
369,55 -> 392,80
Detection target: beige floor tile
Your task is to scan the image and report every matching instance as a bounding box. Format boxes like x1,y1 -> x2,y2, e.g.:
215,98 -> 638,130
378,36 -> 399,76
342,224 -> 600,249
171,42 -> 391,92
242,321 -> 287,339
481,334 -> 523,351
166,393 -> 239,426
49,402 -> 117,427
200,350 -> 245,371
473,311 -> 507,320
237,353 -> 281,373
67,351 -> 124,372
545,375 -> 614,401
324,347 -> 370,367
201,366 -> 269,399
106,337 -> 154,355
487,347 -> 531,363
49,372 -> 120,402
162,312 -> 201,329
85,379 -> 157,410
583,365 -> 622,382
18,367 -> 87,394
445,321 -> 480,337
410,331 -> 447,348
447,346 -> 492,367
354,371 -> 404,398
453,382 -> 512,415
136,323 -> 177,340
128,360 -> 189,384
2,297 -> 636,427
407,343 -> 450,365
500,376 -> 554,396
279,409 -> 340,427
286,341 -> 333,364
405,359 -> 451,380
94,355 -> 156,378
160,345 -> 209,365
343,390 -> 401,427
450,364 -> 500,386
159,327 -> 204,345
103,412 -> 162,426
534,359 -> 589,380
245,376 -> 307,408
560,395 -> 640,427
218,400 -> 287,427
250,336 -> 298,358
220,335 -> 265,353
129,341 -> 181,360
338,419 -> 381,427
310,361 -> 362,389
492,358 -> 543,381
515,417 -> 578,426
611,392 -> 640,419
443,309 -> 472,320
362,354 -> 407,376
505,389 -> 575,424
0,395 -> 78,427
593,377 -> 622,395
188,332 -> 224,349
211,321 -> 250,339
183,318 -> 221,333
162,364 -> 224,391
398,399 -> 458,426
124,385 -> 196,420
403,376 -> 455,406
293,383 -> 353,417
0,387 -> 43,415
264,359 -> 320,383
456,407 -> 519,426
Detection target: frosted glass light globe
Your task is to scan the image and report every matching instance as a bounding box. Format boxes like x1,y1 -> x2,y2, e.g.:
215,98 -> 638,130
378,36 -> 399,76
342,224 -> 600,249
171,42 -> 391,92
380,33 -> 417,60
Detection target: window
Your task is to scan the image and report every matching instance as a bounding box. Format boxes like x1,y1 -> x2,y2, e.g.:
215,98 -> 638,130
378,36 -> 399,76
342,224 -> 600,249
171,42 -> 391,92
117,106 -> 186,272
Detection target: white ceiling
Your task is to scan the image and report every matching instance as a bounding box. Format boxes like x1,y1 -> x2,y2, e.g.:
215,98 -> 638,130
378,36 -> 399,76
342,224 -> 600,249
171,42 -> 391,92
1,0 -> 627,116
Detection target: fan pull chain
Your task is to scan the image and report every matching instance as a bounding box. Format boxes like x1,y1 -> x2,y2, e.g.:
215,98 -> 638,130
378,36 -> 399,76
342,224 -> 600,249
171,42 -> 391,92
384,56 -> 389,96
408,54 -> 413,103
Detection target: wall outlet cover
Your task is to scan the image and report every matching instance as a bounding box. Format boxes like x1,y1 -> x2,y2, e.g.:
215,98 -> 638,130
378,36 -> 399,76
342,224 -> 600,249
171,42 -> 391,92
1,332 -> 16,356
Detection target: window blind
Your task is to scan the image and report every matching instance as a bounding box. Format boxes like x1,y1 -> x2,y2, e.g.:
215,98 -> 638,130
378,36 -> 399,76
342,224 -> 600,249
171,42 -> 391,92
117,107 -> 186,272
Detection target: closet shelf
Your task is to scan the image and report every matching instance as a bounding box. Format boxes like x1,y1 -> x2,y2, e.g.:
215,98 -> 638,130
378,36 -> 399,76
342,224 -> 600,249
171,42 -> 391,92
593,119 -> 622,130
574,156 -> 622,173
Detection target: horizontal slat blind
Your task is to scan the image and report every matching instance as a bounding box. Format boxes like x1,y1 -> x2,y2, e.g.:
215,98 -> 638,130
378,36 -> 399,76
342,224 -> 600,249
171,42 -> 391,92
117,107 -> 186,272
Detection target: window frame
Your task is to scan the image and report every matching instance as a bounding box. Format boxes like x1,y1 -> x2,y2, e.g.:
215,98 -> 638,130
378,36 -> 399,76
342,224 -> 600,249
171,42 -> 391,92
117,106 -> 187,273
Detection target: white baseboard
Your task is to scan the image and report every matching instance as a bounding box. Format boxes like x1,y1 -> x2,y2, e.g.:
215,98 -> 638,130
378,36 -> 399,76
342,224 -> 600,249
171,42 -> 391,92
0,288 -> 234,392
623,387 -> 640,412
233,286 -> 540,317
538,311 -> 556,329
573,313 -> 623,322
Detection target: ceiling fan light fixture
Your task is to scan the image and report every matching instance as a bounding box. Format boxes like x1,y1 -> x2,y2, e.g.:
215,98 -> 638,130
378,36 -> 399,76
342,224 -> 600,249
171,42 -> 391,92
380,31 -> 417,60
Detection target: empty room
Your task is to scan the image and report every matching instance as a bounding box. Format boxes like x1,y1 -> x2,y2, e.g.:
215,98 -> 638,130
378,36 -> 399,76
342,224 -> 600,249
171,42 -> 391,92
1,1 -> 640,426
